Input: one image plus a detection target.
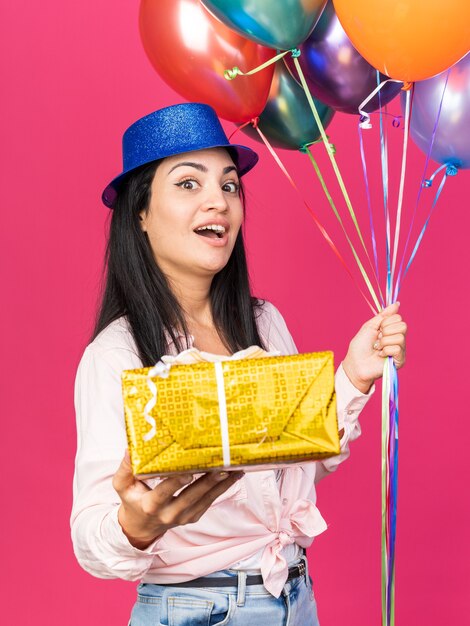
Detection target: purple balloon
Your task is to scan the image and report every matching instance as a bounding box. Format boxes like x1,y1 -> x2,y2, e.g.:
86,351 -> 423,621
405,53 -> 470,169
285,0 -> 402,115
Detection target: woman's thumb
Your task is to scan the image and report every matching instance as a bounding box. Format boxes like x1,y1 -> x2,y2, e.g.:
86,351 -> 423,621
112,449 -> 135,493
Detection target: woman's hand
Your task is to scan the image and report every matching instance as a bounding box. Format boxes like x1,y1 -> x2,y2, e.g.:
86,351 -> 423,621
113,450 -> 243,550
342,302 -> 407,394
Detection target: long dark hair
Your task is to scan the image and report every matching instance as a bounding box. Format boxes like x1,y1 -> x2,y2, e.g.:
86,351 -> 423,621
92,160 -> 266,366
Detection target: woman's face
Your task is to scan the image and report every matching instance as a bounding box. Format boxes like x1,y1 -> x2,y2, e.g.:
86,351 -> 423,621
141,148 -> 243,281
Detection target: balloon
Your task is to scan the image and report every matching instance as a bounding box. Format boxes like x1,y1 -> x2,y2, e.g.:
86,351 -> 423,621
406,53 -> 470,169
202,0 -> 327,50
285,1 -> 402,115
332,0 -> 470,82
139,0 -> 275,124
240,60 -> 335,150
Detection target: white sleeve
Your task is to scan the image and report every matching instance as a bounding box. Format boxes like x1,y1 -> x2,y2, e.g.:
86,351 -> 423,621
315,363 -> 375,482
70,345 -> 162,580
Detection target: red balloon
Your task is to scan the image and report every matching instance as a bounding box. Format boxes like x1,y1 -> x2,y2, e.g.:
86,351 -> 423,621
139,0 -> 276,124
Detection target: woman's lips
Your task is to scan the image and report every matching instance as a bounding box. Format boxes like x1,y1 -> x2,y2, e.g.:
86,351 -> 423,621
194,231 -> 229,246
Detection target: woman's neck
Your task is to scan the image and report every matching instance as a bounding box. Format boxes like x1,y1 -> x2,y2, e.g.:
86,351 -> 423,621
168,273 -> 213,327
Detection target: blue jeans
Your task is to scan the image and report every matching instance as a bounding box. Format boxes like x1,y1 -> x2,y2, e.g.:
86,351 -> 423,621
129,557 -> 320,626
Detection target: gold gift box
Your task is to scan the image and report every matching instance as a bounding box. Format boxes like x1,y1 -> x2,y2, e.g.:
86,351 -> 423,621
122,351 -> 340,477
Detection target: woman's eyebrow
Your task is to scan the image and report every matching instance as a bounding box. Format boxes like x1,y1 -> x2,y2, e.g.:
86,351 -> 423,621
167,163 -> 239,175
168,161 -> 207,174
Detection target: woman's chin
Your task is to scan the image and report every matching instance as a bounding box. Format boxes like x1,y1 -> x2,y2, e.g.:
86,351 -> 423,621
190,247 -> 234,275
193,254 -> 232,276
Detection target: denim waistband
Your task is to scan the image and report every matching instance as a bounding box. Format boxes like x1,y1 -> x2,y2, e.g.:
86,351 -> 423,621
142,555 -> 311,605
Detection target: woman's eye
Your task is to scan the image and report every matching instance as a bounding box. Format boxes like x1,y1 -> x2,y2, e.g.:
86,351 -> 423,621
176,179 -> 198,190
222,181 -> 240,193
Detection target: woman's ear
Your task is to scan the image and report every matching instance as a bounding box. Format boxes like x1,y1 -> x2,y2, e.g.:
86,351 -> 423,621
138,212 -> 146,231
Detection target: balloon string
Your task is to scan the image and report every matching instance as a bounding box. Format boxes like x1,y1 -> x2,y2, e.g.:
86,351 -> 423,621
390,87 -> 412,290
396,164 -> 458,292
386,360 -> 399,626
381,357 -> 399,626
390,361 -> 398,625
224,49 -> 290,81
376,111 -> 403,127
389,362 -> 399,626
381,357 -> 390,626
226,51 -> 380,306
376,71 -> 399,626
302,147 -> 381,311
393,70 -> 451,300
358,124 -> 385,307
358,78 -> 403,129
230,118 -> 257,139
291,56 -> 381,307
379,97 -> 392,305
248,122 -> 377,314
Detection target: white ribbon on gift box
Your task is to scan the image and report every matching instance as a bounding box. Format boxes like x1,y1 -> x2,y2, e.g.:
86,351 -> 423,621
214,362 -> 231,467
142,360 -> 231,466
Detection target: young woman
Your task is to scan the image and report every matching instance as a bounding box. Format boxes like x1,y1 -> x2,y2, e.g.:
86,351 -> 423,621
71,103 -> 407,625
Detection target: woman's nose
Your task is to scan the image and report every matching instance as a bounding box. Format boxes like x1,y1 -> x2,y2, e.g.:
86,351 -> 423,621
200,184 -> 229,212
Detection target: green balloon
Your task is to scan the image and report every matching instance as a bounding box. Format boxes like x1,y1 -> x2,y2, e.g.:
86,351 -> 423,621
241,60 -> 335,150
202,0 -> 327,50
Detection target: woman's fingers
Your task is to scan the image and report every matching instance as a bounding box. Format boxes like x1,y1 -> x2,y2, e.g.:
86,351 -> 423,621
114,461 -> 245,545
168,472 -> 244,524
364,304 -> 404,336
113,452 -> 193,508
378,344 -> 406,366
148,474 -> 194,503
375,333 -> 406,349
134,471 -> 243,523
380,314 -> 402,328
380,302 -> 400,316
168,472 -> 243,512
379,321 -> 407,337
379,315 -> 407,334
374,326 -> 406,365
365,303 -> 400,332
344,302 -> 408,389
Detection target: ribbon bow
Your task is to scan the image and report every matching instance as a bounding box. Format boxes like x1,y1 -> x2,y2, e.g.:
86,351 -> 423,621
260,499 -> 327,597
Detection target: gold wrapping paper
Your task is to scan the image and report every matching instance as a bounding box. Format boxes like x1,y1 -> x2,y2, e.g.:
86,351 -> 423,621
122,351 -> 340,477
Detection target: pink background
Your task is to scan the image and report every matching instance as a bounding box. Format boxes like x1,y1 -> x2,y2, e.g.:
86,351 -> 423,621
2,2 -> 469,624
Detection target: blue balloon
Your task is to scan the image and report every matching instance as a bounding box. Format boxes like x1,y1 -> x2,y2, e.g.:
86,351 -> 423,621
202,0 -> 327,50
